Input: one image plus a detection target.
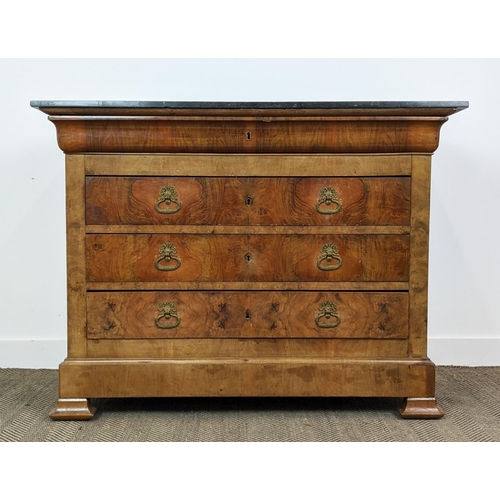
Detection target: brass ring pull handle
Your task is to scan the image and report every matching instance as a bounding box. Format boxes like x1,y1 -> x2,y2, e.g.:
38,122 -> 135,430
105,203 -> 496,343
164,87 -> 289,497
155,302 -> 181,329
315,301 -> 340,328
155,243 -> 181,271
316,186 -> 341,215
155,186 -> 181,214
317,243 -> 343,271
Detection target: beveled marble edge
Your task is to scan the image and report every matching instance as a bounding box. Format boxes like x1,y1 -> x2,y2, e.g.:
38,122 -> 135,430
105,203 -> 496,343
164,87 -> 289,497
30,100 -> 469,110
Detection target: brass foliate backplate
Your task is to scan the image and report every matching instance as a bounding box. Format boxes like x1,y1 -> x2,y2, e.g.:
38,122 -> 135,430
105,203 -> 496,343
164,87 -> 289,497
315,301 -> 340,328
155,185 -> 181,214
155,242 -> 181,271
155,301 -> 181,329
316,186 -> 341,214
317,243 -> 343,271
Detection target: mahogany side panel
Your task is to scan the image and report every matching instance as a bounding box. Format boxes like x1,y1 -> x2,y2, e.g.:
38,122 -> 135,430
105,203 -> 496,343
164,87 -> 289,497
66,155 -> 87,357
408,155 -> 431,357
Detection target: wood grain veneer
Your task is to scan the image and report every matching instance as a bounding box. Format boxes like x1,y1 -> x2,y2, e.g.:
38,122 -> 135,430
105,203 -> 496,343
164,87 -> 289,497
49,116 -> 446,154
85,234 -> 410,283
86,176 -> 410,227
86,291 -> 409,340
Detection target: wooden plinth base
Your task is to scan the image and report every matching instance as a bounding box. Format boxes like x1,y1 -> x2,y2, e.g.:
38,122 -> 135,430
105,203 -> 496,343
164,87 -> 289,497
49,398 -> 97,421
399,397 -> 444,419
58,357 -> 437,398
49,358 -> 441,420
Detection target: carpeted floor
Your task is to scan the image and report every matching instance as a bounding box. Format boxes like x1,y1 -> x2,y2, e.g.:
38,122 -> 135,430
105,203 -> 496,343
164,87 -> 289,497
0,366 -> 499,442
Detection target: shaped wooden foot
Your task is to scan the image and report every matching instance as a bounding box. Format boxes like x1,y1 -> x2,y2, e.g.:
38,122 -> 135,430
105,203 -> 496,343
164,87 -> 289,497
49,398 -> 97,420
399,397 -> 444,419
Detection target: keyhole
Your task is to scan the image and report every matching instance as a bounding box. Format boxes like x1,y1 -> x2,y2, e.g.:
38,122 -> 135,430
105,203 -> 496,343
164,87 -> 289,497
245,196 -> 253,207
245,310 -> 251,320
245,253 -> 252,262
246,131 -> 252,140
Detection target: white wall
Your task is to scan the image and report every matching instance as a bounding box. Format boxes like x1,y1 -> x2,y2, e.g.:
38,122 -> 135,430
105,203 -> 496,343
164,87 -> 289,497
0,58 -> 498,368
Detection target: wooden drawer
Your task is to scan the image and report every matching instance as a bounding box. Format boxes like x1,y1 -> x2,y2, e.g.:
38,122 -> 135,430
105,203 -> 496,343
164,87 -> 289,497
86,234 -> 410,282
87,291 -> 409,339
86,176 -> 410,226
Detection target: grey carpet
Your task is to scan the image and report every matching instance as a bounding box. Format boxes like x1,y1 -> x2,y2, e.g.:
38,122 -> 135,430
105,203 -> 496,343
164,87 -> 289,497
0,366 -> 499,442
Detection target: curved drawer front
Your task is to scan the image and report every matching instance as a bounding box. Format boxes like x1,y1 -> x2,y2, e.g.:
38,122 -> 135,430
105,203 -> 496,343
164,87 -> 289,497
87,291 -> 409,339
86,234 -> 409,282
86,176 -> 410,226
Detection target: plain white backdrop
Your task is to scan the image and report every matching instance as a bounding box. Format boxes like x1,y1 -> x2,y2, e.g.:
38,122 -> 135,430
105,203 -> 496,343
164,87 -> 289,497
0,58 -> 499,367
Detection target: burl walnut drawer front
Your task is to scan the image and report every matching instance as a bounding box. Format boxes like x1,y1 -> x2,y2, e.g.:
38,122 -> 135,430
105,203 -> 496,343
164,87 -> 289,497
86,291 -> 409,340
86,234 -> 410,282
85,176 -> 410,226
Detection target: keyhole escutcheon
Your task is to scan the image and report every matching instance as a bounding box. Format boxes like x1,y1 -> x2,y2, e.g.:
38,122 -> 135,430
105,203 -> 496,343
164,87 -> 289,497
245,196 -> 253,207
246,131 -> 252,140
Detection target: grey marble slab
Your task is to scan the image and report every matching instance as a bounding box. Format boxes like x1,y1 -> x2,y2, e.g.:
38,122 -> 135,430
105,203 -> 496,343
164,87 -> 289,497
30,100 -> 469,110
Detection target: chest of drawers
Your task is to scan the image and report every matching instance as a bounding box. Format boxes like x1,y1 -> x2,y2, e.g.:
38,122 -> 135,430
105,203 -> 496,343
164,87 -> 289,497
31,100 -> 467,420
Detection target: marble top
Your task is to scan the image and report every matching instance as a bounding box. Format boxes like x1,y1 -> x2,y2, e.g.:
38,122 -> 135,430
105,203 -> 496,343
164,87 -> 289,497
30,100 -> 469,110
